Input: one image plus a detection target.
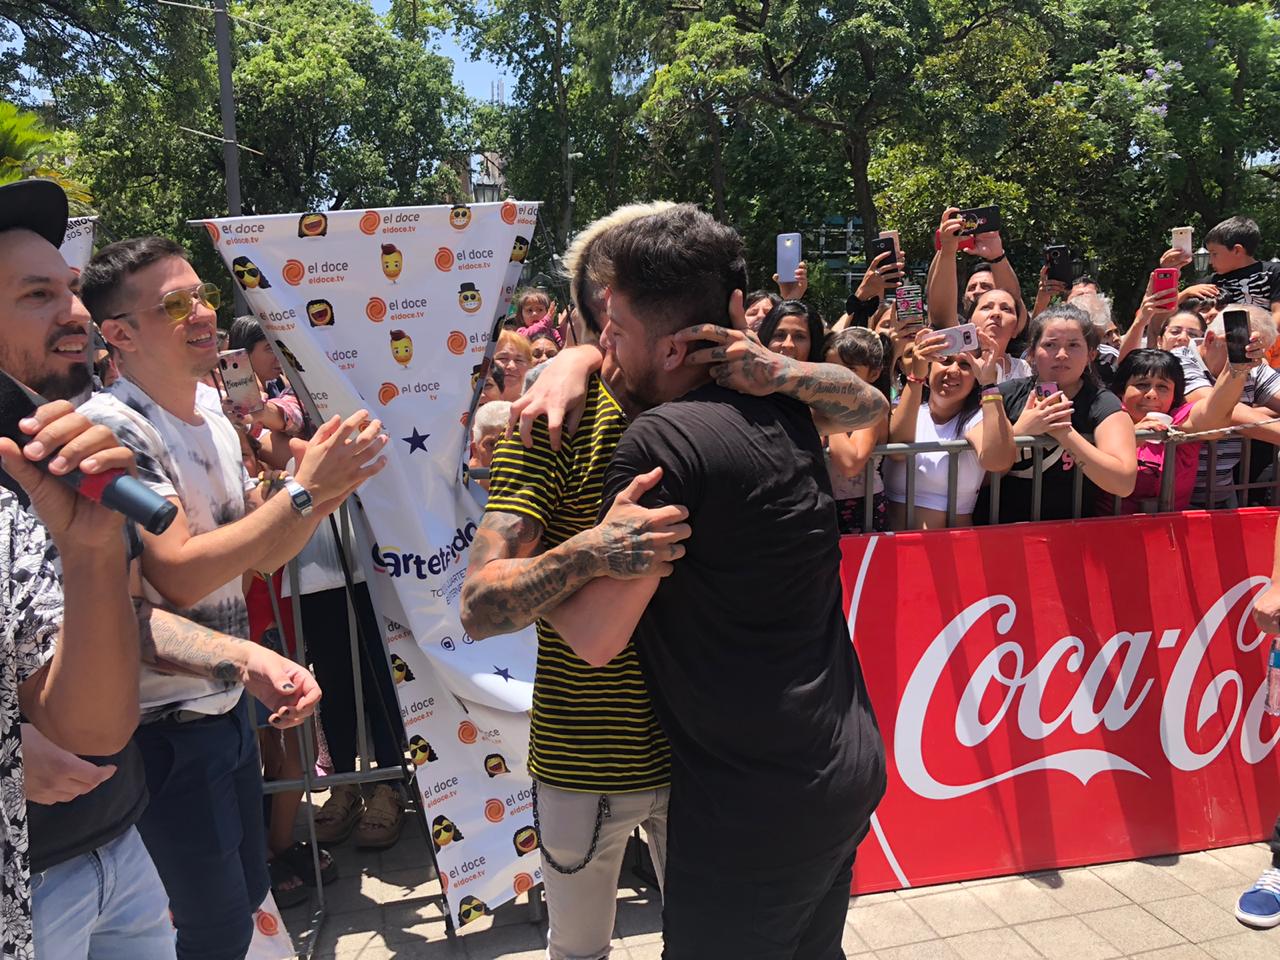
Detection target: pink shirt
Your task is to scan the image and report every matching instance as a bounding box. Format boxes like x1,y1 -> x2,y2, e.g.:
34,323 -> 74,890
1115,402 -> 1198,513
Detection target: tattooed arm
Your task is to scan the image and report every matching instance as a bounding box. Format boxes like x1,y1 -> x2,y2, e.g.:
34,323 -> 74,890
675,324 -> 888,435
460,468 -> 690,641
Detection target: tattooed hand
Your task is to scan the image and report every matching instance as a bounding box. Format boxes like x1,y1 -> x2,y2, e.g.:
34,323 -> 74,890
591,467 -> 691,579
676,324 -> 786,396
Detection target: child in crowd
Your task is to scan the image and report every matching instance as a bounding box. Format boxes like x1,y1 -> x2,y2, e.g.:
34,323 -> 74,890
823,328 -> 893,533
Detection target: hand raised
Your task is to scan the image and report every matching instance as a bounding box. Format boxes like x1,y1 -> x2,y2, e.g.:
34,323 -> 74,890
677,324 -> 784,396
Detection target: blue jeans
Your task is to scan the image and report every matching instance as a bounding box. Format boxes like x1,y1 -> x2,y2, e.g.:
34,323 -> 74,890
135,695 -> 270,960
32,826 -> 176,960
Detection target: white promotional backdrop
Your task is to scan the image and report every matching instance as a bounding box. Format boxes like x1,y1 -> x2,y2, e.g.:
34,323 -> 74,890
201,202 -> 544,927
61,216 -> 96,271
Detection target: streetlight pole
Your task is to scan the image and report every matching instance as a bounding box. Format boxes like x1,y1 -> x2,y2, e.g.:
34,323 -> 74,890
213,0 -> 247,313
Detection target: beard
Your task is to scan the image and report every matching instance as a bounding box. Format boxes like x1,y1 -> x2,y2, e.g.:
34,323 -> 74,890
0,340 -> 93,403
602,351 -> 662,418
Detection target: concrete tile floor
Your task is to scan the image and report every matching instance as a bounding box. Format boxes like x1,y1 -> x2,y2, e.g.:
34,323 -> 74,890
279,815 -> 1280,960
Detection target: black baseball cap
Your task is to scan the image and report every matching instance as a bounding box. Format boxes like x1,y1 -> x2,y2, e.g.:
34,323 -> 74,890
0,179 -> 69,248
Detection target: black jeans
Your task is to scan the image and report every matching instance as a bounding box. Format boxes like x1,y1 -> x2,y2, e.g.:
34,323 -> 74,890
662,842 -> 859,960
302,583 -> 405,772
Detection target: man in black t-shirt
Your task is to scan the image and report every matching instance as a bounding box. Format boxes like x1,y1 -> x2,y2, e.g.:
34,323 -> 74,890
547,205 -> 888,959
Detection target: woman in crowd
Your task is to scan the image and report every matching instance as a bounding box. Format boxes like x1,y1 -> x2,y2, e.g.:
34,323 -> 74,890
1107,348 -> 1247,513
529,332 -> 560,364
493,329 -> 533,401
756,299 -> 825,362
985,304 -> 1137,522
967,287 -> 1032,383
885,330 -> 1017,529
823,328 -> 894,533
744,290 -> 782,331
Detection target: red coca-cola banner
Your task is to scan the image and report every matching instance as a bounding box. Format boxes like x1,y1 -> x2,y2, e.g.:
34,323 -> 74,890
844,508 -> 1280,893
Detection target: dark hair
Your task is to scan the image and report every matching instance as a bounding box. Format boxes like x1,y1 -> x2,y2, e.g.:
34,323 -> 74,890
514,287 -> 551,317
81,236 -> 187,323
1028,302 -> 1100,384
745,290 -> 781,312
228,315 -> 267,353
1112,348 -> 1186,411
1072,274 -> 1100,291
823,327 -> 892,399
1205,216 -> 1261,257
967,262 -> 994,280
589,204 -> 747,338
926,359 -> 985,425
756,300 -> 825,363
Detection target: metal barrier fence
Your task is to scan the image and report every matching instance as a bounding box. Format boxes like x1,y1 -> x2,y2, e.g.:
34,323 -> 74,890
862,426 -> 1280,530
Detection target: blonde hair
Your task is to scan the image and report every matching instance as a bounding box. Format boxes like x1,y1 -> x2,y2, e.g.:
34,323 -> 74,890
495,329 -> 533,361
562,201 -> 677,327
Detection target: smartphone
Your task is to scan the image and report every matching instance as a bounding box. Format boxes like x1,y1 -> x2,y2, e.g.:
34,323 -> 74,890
869,235 -> 898,269
1035,381 -> 1059,400
935,322 -> 979,356
1171,226 -> 1194,257
895,283 -> 924,327
776,232 -> 801,284
878,229 -> 901,265
934,229 -> 977,253
217,348 -> 264,416
957,205 -> 1002,236
1151,267 -> 1180,296
1223,308 -> 1251,365
1044,245 -> 1073,285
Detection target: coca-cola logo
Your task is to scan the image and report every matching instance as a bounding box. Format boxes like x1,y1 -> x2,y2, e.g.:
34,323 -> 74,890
891,577 -> 1276,801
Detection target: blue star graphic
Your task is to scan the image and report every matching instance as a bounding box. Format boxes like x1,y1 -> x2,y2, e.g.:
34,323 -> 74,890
493,665 -> 514,682
402,427 -> 430,454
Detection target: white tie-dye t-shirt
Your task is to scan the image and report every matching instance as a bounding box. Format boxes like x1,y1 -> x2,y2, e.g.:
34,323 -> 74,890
79,379 -> 250,719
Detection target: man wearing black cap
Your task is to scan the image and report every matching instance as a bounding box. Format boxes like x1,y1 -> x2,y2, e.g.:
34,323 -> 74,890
0,177 -> 171,959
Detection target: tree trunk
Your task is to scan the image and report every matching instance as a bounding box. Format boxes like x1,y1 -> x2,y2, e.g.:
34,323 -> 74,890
844,130 -> 879,250
701,103 -> 727,222
553,2 -> 572,250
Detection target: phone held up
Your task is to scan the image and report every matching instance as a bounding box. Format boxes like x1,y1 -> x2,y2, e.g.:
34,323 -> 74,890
1150,267 -> 1180,297
218,348 -> 265,417
934,323 -> 979,357
776,233 -> 801,285
934,205 -> 1001,251
869,236 -> 900,289
1044,245 -> 1073,285
1223,309 -> 1251,366
1171,226 -> 1194,257
895,284 -> 924,328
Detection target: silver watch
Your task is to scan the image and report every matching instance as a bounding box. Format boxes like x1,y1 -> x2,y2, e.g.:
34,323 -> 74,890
283,478 -> 314,517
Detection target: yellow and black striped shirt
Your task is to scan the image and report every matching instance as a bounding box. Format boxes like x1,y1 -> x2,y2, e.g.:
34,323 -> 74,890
485,376 -> 670,792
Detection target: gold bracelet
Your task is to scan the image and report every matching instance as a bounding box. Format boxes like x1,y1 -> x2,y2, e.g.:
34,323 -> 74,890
982,393 -> 1004,404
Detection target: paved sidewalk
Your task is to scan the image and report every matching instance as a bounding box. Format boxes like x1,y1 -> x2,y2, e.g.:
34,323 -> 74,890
283,813 -> 1280,960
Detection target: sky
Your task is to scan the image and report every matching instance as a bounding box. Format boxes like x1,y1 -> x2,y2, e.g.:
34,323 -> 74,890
369,0 -> 511,102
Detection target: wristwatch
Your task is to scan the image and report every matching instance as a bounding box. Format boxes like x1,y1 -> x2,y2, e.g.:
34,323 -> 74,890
283,478 -> 314,517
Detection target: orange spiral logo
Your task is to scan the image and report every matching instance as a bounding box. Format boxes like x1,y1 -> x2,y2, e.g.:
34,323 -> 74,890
378,382 -> 398,405
204,222 -> 220,245
446,331 -> 468,356
281,260 -> 305,286
366,297 -> 387,322
255,912 -> 280,937
457,720 -> 478,744
359,210 -> 381,235
484,799 -> 505,823
435,247 -> 455,271
500,201 -> 518,225
513,873 -> 534,895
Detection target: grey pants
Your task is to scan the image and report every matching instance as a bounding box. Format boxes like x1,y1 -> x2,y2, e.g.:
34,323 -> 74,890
534,780 -> 669,960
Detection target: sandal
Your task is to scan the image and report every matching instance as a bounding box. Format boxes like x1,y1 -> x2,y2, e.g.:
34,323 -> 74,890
268,857 -> 309,908
355,784 -> 405,850
313,784 -> 363,845
277,840 -> 339,887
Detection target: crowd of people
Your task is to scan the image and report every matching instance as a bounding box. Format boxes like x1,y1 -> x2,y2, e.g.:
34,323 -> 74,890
4,173 -> 1280,960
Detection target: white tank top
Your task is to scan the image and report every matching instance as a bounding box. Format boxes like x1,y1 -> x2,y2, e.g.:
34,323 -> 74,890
884,404 -> 985,515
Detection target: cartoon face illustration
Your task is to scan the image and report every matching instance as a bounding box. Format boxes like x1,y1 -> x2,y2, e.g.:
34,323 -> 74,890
431,814 -> 464,852
390,653 -> 415,684
274,340 -> 304,372
306,299 -> 334,327
232,256 -> 271,290
458,282 -> 482,314
510,235 -> 529,263
513,825 -> 539,856
390,329 -> 413,366
381,243 -> 403,281
484,753 -> 510,777
457,895 -> 488,927
450,203 -> 472,230
408,735 -> 437,766
298,213 -> 328,237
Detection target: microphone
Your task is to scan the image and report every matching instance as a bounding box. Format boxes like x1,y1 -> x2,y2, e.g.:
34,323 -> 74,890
0,369 -> 177,535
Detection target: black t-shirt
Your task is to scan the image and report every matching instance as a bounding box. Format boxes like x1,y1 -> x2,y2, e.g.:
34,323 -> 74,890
985,376 -> 1125,522
1212,261 -> 1280,309
599,383 -> 886,870
0,468 -> 149,873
